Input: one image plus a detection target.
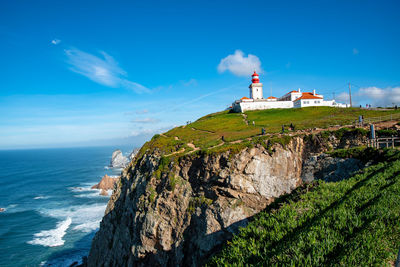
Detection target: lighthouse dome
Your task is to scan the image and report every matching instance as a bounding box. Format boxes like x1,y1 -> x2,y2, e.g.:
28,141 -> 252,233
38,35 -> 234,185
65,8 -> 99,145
251,71 -> 260,83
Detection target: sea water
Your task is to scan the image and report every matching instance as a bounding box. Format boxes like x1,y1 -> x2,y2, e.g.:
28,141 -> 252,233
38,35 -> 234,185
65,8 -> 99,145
0,146 -> 133,266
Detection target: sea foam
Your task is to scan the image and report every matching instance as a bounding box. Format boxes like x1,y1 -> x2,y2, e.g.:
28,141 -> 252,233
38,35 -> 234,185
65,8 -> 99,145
34,195 -> 49,200
39,203 -> 107,233
28,217 -> 72,247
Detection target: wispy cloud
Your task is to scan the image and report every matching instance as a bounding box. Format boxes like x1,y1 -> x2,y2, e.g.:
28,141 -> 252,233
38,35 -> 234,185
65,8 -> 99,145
131,117 -> 160,124
336,92 -> 349,103
180,78 -> 198,87
130,126 -> 172,137
51,39 -> 61,45
356,86 -> 400,106
64,48 -> 150,93
136,109 -> 149,114
170,83 -> 244,112
336,86 -> 400,107
217,50 -> 263,76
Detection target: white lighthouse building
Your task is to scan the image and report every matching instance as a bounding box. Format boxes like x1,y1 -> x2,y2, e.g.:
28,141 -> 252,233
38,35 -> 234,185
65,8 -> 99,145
249,71 -> 263,99
232,72 -> 348,112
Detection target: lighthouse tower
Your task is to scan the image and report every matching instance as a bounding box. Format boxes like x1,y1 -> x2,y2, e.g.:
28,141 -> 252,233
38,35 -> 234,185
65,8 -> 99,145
249,71 -> 263,100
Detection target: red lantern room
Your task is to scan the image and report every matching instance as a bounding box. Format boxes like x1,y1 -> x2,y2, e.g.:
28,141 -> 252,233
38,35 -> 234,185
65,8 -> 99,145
251,71 -> 259,83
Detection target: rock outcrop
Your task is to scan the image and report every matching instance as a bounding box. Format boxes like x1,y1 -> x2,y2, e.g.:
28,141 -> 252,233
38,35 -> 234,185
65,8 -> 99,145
110,149 -> 129,168
301,153 -> 365,183
87,130 -> 368,266
88,137 -> 305,266
91,174 -> 119,195
129,148 -> 140,161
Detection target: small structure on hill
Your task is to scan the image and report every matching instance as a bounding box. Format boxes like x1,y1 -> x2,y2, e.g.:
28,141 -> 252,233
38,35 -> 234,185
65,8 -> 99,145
232,71 -> 348,112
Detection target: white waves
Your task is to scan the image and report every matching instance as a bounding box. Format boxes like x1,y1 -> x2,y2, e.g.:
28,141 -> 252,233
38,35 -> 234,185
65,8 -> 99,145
34,195 -> 50,200
28,217 -> 72,247
40,203 -> 107,233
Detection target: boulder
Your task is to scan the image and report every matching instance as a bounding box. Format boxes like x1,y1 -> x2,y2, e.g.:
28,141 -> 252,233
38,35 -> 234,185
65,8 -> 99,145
92,174 -> 119,192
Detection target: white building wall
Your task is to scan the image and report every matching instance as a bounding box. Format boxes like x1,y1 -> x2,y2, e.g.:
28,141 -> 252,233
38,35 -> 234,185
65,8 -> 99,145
293,99 -> 349,108
290,92 -> 302,101
234,100 -> 293,112
249,83 -> 263,100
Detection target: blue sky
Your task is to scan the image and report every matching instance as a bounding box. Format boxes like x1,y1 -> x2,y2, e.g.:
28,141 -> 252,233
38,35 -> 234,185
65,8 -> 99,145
1,0 -> 399,149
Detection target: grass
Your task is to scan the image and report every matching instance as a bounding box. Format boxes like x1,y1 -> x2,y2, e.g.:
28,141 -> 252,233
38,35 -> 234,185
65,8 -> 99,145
208,148 -> 400,266
135,107 -> 400,158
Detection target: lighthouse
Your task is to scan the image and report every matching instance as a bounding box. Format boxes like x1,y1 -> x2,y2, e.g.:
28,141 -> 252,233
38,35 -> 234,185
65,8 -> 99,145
249,71 -> 263,100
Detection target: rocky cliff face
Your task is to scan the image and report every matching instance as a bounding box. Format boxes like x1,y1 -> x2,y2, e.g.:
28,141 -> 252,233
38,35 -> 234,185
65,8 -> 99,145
88,137 -> 305,266
87,131 -> 367,266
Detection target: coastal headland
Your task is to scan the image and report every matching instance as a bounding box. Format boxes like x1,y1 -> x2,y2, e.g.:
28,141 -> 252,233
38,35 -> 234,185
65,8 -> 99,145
86,107 -> 400,266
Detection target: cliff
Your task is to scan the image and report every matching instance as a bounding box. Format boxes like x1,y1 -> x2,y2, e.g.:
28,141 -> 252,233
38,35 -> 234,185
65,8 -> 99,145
87,128 -> 367,266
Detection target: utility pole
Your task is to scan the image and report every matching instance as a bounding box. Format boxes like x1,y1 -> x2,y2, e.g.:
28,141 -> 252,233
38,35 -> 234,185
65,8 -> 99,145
348,82 -> 352,107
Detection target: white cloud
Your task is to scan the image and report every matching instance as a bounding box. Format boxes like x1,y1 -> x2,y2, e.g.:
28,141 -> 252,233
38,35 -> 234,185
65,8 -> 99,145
51,39 -> 61,45
334,87 -> 400,107
217,50 -> 263,76
135,109 -> 149,114
130,126 -> 172,137
356,86 -> 400,107
64,48 -> 149,93
131,117 -> 160,124
352,48 -> 359,55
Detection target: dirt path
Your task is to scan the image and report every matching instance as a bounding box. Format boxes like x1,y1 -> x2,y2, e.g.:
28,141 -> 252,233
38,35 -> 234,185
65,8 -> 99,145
166,120 -> 400,157
191,127 -> 215,134
165,148 -> 185,157
241,113 -> 249,125
208,141 -> 225,150
186,142 -> 200,154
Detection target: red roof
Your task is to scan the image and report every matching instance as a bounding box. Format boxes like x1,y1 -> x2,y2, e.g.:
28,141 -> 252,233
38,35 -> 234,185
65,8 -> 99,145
267,96 -> 277,99
283,90 -> 301,95
294,94 -> 322,102
241,96 -> 250,100
252,71 -> 259,76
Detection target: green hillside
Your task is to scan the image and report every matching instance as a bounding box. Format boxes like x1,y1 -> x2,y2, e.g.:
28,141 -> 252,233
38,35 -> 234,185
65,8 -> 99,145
137,107 -> 400,158
208,147 -> 400,266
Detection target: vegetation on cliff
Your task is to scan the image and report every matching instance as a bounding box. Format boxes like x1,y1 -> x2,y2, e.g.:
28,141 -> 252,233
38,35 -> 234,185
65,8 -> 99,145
208,148 -> 400,266
135,107 -> 400,160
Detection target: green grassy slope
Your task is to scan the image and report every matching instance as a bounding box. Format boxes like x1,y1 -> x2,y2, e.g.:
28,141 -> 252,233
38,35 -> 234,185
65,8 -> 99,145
137,107 -> 400,158
208,148 -> 400,266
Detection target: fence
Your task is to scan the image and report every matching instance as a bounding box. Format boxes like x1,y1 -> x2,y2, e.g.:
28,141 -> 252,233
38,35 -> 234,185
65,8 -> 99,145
362,113 -> 400,125
367,137 -> 400,148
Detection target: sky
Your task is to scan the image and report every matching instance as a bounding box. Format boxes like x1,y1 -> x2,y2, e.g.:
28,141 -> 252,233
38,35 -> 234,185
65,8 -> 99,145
1,0 -> 400,149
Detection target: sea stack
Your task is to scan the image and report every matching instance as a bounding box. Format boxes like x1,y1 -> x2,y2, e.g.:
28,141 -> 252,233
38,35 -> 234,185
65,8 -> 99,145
109,149 -> 129,168
91,174 -> 119,194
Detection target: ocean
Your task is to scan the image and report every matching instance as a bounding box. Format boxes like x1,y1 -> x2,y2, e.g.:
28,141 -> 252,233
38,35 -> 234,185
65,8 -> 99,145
0,146 -> 133,266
